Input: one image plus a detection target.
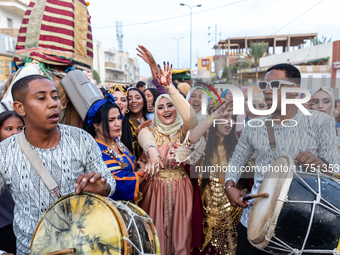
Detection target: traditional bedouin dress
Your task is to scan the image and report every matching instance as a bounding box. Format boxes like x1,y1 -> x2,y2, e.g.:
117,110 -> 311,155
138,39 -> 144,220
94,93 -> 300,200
191,102 -> 242,255
138,90 -> 205,255
96,138 -> 141,202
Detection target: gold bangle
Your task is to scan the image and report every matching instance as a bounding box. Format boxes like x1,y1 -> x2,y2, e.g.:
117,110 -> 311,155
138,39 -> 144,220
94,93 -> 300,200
204,114 -> 215,124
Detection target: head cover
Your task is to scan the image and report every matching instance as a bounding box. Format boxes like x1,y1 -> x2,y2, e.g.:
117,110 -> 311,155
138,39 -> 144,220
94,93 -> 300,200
107,84 -> 127,96
221,89 -> 229,99
312,86 -> 335,121
87,93 -> 123,126
153,94 -> 182,139
178,82 -> 191,96
186,86 -> 207,123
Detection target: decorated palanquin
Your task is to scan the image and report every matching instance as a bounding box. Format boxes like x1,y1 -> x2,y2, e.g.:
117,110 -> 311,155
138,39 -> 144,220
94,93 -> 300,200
14,0 -> 93,68
0,0 -> 100,127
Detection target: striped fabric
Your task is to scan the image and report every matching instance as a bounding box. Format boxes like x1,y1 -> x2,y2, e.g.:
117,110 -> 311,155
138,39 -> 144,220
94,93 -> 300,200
14,0 -> 93,67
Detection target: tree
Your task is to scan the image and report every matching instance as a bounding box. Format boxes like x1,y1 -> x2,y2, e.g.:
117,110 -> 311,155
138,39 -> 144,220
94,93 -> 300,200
222,65 -> 238,81
310,35 -> 332,45
93,70 -> 101,85
235,41 -> 269,68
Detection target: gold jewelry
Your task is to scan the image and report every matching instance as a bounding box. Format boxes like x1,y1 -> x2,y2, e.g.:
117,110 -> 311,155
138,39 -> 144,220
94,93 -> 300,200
204,114 -> 215,124
108,84 -> 127,96
126,109 -> 129,113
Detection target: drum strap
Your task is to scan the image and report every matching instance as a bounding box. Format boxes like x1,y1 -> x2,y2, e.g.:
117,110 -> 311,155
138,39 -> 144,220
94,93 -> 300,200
265,117 -> 279,158
17,132 -> 62,199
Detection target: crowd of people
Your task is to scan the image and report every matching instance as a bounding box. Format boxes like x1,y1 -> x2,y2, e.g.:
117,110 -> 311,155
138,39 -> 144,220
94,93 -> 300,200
0,45 -> 339,255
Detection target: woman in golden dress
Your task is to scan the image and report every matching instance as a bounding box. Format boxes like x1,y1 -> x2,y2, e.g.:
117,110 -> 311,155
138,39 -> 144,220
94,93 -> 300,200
137,63 -> 204,255
190,99 -> 242,255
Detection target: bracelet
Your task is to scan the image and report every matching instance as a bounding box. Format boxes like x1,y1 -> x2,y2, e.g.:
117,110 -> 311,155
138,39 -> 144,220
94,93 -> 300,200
224,185 -> 235,192
144,144 -> 156,151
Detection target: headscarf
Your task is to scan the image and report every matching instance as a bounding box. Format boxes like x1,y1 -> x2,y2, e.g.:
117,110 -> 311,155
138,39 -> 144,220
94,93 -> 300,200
87,93 -> 123,126
221,89 -> 229,99
178,82 -> 191,96
246,85 -> 262,95
186,86 -> 207,123
252,92 -> 266,105
153,94 -> 183,139
241,86 -> 249,95
312,87 -> 335,121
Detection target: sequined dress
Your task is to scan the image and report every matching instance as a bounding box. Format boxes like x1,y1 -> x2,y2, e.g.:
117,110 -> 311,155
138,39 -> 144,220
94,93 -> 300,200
192,137 -> 242,255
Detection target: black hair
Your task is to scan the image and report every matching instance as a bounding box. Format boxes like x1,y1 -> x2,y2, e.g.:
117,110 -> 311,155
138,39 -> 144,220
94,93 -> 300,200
100,87 -> 108,97
82,99 -> 121,140
0,111 -> 24,129
179,92 -> 186,98
200,114 -> 238,193
144,88 -> 160,106
266,63 -> 301,84
11,75 -> 50,103
121,87 -> 148,158
172,81 -> 178,89
127,87 -> 148,120
136,81 -> 146,89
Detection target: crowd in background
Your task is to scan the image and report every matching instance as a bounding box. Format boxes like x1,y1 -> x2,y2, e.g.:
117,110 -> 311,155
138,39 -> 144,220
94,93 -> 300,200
0,45 -> 340,255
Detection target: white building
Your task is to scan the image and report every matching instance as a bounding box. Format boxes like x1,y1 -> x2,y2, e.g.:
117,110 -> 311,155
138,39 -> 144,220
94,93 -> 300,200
259,42 -> 334,91
93,41 -> 140,88
0,0 -> 28,83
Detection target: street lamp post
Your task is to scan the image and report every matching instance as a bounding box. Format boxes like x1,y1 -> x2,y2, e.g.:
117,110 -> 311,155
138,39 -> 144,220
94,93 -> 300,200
172,37 -> 184,69
180,3 -> 201,77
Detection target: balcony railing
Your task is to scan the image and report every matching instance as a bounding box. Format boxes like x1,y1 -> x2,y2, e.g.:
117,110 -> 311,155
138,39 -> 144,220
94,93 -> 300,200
0,28 -> 19,38
105,62 -> 117,69
0,0 -> 28,16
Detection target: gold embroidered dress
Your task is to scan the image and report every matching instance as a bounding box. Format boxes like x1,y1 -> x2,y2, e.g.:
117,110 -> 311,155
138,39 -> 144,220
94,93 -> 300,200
194,137 -> 242,255
138,89 -> 204,255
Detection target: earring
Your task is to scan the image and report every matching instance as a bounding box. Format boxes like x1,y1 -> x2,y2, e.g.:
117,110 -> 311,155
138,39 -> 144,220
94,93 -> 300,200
126,109 -> 129,113
95,128 -> 99,132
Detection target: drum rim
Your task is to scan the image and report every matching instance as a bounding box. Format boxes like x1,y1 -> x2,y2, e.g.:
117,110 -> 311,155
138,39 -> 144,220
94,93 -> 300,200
248,154 -> 295,249
120,201 -> 161,255
29,192 -> 130,255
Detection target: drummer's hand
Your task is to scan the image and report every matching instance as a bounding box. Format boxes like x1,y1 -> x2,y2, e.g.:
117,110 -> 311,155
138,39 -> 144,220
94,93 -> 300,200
144,147 -> 164,180
225,181 -> 250,208
75,171 -> 111,196
295,151 -> 325,169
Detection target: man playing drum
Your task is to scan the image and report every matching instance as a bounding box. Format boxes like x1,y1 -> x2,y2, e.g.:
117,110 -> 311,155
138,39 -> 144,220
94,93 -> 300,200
224,63 -> 340,255
0,75 -> 116,255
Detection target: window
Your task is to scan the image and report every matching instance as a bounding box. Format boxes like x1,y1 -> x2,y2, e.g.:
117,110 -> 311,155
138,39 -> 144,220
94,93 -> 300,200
7,18 -> 13,28
201,59 -> 209,67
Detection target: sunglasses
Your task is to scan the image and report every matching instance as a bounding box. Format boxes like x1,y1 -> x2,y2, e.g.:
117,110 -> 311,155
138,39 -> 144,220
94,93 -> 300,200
257,80 -> 296,90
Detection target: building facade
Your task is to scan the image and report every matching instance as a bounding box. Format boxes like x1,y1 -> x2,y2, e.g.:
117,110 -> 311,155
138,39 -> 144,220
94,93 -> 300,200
0,0 -> 28,83
93,41 -> 139,88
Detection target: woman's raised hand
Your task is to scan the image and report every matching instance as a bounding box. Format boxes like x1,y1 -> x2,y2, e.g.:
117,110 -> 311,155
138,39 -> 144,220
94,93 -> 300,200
136,45 -> 156,65
214,100 -> 233,118
157,62 -> 173,87
144,147 -> 164,180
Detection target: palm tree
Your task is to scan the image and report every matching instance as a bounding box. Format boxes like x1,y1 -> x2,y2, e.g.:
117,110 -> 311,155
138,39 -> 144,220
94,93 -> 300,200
235,41 -> 269,69
310,35 -> 332,45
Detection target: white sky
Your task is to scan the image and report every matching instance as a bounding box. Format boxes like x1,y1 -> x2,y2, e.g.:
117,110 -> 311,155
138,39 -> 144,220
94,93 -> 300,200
88,0 -> 340,77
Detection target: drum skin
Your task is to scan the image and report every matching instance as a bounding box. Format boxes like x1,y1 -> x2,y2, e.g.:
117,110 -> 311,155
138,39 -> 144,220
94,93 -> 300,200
248,155 -> 340,254
29,193 -> 160,255
274,174 -> 340,252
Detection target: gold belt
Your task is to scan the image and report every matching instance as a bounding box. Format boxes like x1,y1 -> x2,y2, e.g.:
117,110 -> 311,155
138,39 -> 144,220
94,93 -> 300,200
153,166 -> 188,181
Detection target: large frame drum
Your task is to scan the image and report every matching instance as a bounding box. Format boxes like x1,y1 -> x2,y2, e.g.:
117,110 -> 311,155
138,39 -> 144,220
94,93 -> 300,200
248,155 -> 340,254
29,192 -> 160,255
